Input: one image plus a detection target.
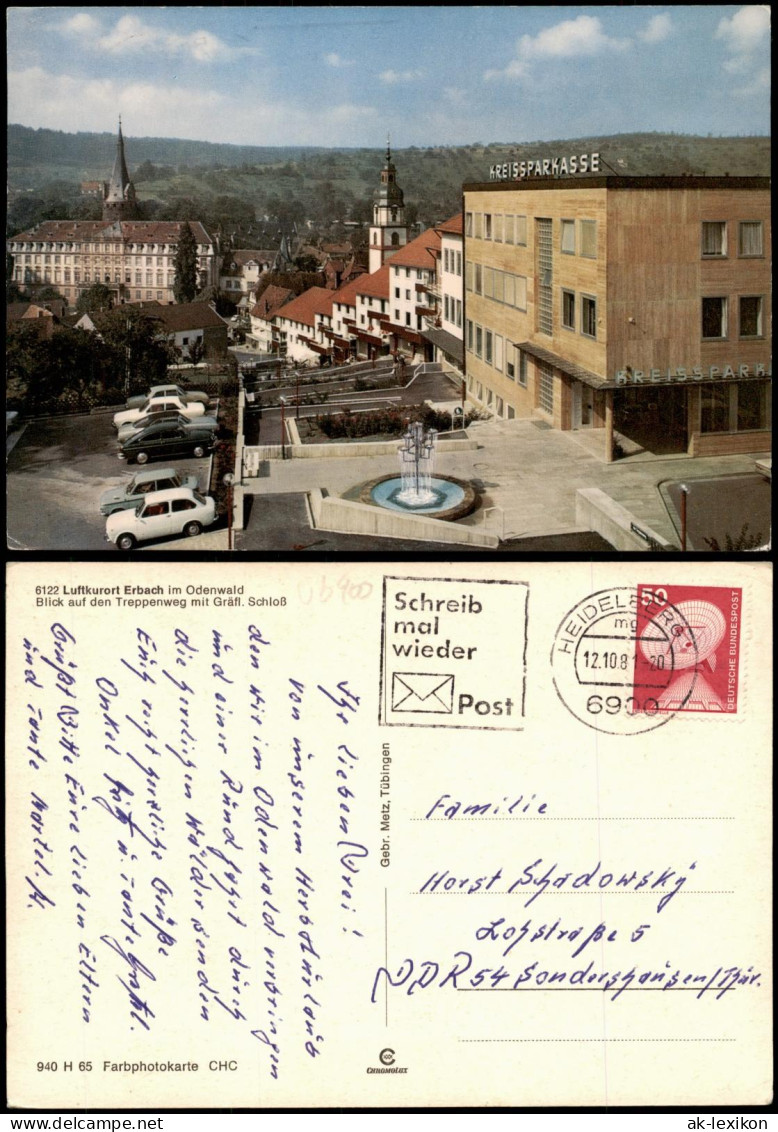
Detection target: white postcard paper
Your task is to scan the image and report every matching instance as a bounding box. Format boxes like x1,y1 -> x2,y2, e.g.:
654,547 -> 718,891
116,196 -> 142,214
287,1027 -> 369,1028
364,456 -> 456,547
6,560 -> 772,1108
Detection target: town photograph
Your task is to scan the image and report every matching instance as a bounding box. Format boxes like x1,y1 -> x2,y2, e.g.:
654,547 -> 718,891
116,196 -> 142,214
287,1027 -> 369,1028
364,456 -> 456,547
6,5 -> 772,552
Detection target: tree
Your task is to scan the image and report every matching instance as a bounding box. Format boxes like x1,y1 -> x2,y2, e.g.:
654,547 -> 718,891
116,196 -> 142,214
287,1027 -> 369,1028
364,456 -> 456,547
173,221 -> 198,303
76,282 -> 114,314
98,307 -> 175,394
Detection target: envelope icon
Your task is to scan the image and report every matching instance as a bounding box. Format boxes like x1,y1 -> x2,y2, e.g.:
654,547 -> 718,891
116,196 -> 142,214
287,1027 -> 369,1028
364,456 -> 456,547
391,671 -> 455,713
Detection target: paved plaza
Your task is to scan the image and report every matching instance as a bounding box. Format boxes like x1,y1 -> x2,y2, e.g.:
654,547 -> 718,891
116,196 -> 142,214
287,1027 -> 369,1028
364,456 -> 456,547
237,414 -> 770,550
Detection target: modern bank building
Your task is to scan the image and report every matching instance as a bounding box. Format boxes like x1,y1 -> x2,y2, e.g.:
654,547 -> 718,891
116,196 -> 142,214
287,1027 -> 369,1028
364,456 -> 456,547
462,154 -> 770,462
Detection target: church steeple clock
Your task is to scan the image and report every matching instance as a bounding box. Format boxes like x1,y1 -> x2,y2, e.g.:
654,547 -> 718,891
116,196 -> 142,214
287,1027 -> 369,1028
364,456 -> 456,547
368,137 -> 407,273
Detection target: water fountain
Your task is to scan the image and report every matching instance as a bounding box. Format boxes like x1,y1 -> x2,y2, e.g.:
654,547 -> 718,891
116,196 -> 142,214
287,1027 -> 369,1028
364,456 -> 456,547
357,419 -> 479,521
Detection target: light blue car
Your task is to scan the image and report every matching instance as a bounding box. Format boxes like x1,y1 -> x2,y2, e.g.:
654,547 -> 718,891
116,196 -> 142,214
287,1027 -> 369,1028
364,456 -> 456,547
99,466 -> 199,515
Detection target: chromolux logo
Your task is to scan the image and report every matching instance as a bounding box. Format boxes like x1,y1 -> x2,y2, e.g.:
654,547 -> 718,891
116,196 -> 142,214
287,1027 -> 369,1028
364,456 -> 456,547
366,1047 -> 408,1075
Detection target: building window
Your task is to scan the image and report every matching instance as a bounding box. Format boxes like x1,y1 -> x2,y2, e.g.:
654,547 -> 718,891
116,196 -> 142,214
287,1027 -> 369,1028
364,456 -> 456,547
561,220 -> 575,255
493,270 -> 505,303
581,295 -> 597,338
455,299 -> 462,328
394,287 -> 400,298
493,214 -> 503,242
562,289 -> 576,330
702,296 -> 728,339
465,212 -> 473,237
736,382 -> 770,431
391,232 -> 400,247
700,387 -> 730,433
475,325 -> 483,358
405,268 -> 410,278
507,406 -> 515,420
504,215 -> 514,245
405,312 -> 411,326
405,289 -> 411,301
536,218 -> 553,335
483,267 -> 494,299
515,275 -> 527,311
702,221 -> 727,257
394,309 -> 400,321
739,296 -> 763,338
466,320 -> 473,351
494,334 -> 503,371
485,330 -> 493,365
538,362 -> 554,414
474,264 -> 482,294
484,213 -> 492,240
474,213 -> 483,239
515,216 -> 528,246
738,221 -> 763,257
579,220 -> 597,258
506,345 -> 516,381
518,352 -> 528,387
456,252 -> 462,276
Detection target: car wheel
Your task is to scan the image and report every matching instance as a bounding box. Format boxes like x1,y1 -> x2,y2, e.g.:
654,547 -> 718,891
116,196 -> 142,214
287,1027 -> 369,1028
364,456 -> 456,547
136,451 -> 149,464
183,521 -> 202,538
192,445 -> 206,459
116,533 -> 137,551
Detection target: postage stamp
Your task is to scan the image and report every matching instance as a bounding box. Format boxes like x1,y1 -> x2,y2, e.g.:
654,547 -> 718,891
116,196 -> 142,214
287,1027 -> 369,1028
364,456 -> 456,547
551,585 -> 744,734
380,575 -> 528,730
634,584 -> 743,713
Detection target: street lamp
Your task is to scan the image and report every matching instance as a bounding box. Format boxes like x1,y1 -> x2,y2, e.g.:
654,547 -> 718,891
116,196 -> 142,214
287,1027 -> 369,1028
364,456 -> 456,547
222,472 -> 235,551
679,484 -> 689,552
279,396 -> 287,460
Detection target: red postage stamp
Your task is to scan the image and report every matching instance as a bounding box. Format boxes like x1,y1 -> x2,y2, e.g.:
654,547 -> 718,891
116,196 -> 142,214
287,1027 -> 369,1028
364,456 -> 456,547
634,585 -> 743,713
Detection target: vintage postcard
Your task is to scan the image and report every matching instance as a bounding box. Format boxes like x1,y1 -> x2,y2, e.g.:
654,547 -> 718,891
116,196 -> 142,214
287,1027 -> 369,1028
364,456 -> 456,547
6,560 -> 772,1108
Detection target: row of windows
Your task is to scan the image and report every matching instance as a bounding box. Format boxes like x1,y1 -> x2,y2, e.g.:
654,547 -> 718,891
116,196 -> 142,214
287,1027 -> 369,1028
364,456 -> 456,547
702,295 -> 765,340
443,294 -> 463,328
465,320 -> 527,387
393,265 -> 413,278
465,212 -> 528,245
12,242 -> 209,255
466,263 -> 528,309
700,382 -> 770,434
442,247 -> 462,276
701,221 -> 764,258
562,289 -> 598,339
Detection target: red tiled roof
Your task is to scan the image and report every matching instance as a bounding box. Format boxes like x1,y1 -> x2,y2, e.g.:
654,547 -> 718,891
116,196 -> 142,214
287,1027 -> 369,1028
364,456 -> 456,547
251,284 -> 294,320
274,287 -> 334,328
435,212 -> 463,235
385,227 -> 441,269
355,263 -> 390,300
9,220 -> 215,245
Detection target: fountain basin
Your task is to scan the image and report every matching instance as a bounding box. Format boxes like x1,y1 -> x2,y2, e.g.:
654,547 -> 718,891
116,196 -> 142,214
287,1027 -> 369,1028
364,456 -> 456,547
358,474 -> 480,521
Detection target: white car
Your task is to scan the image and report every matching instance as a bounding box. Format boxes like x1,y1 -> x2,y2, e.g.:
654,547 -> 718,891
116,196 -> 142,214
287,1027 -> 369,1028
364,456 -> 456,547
125,384 -> 210,409
113,395 -> 206,430
105,486 -> 217,550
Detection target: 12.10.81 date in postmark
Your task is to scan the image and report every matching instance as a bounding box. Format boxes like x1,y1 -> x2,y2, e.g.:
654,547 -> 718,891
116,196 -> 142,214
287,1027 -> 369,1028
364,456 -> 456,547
551,585 -> 743,735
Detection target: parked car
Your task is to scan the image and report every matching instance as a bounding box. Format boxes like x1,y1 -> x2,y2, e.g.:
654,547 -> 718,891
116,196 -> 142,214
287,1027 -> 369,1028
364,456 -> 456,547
106,486 -> 217,550
99,467 -> 199,515
116,410 -> 219,443
125,383 -> 210,410
114,395 -> 207,430
118,421 -> 217,464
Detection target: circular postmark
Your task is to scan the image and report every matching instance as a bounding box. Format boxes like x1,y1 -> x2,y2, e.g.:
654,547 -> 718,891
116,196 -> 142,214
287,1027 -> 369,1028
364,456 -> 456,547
550,587 -> 699,734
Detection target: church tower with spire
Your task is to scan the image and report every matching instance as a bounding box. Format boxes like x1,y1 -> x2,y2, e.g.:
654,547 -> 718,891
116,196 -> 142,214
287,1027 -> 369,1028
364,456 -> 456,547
102,119 -> 139,221
368,138 -> 407,273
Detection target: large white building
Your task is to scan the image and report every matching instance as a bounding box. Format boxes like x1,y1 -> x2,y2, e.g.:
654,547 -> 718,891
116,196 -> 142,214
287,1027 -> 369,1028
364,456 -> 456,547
7,123 -> 218,308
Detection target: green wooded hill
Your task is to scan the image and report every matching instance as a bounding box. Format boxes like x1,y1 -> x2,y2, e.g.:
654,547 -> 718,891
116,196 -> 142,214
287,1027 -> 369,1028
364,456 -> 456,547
7,124 -> 770,241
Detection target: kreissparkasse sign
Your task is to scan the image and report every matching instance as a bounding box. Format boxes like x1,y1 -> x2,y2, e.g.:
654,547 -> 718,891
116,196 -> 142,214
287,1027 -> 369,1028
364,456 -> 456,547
613,362 -> 771,385
489,153 -> 602,180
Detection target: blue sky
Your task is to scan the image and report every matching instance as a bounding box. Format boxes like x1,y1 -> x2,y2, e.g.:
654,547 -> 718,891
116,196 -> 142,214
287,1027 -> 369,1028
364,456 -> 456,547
7,6 -> 771,147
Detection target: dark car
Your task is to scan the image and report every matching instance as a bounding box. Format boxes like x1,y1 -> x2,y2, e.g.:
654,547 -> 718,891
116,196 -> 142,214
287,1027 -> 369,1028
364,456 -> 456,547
119,420 -> 217,465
